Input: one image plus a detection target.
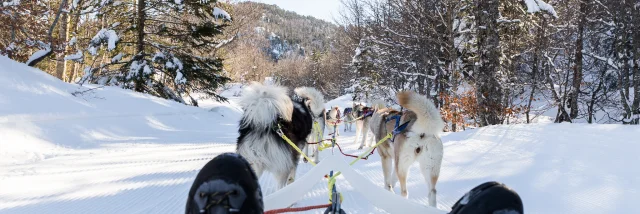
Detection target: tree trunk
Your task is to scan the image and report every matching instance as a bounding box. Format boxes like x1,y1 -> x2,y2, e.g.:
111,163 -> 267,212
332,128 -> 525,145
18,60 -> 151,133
570,0 -> 587,119
632,3 -> 640,124
135,0 -> 146,92
475,0 -> 503,126
526,53 -> 538,124
55,11 -> 68,80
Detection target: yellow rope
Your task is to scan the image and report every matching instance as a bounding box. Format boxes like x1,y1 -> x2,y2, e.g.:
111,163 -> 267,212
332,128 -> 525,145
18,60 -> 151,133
349,133 -> 392,165
327,133 -> 392,202
313,121 -> 322,144
276,124 -> 317,167
277,121 -> 394,204
342,115 -> 364,124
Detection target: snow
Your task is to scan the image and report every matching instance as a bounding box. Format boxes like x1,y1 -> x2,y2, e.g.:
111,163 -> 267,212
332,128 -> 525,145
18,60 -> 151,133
64,50 -> 83,62
81,6 -> 94,14
88,46 -> 97,56
128,60 -> 142,78
2,0 -> 19,7
213,7 -> 231,21
143,64 -> 152,75
91,29 -> 119,51
524,0 -> 558,18
153,52 -> 165,61
172,57 -> 183,70
175,71 -> 186,84
2,56 -> 640,213
68,36 -> 77,46
111,53 -> 123,63
25,45 -> 51,65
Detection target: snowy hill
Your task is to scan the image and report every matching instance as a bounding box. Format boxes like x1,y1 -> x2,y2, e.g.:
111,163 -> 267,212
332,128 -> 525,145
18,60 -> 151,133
1,56 -> 639,213
0,55 -> 242,164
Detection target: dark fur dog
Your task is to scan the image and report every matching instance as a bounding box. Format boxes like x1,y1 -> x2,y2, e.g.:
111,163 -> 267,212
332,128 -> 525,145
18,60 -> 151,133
236,83 -> 324,191
185,153 -> 263,214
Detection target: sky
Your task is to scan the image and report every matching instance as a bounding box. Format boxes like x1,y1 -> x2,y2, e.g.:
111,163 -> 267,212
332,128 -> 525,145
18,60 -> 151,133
250,0 -> 343,23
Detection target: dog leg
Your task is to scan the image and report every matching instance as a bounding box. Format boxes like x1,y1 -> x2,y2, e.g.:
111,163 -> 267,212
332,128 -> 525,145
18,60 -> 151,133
312,144 -> 320,164
303,144 -> 310,162
357,122 -> 368,150
287,167 -> 297,185
395,149 -> 416,199
381,153 -> 394,192
420,138 -> 443,207
362,120 -> 371,148
275,170 -> 290,190
355,121 -> 362,148
419,157 -> 440,207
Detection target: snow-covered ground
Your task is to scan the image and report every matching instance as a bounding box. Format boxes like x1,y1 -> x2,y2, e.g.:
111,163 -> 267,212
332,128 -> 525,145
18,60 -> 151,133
1,56 -> 639,213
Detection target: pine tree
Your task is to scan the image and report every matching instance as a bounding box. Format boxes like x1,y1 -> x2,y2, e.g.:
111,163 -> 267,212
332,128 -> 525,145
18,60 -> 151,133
74,0 -> 232,103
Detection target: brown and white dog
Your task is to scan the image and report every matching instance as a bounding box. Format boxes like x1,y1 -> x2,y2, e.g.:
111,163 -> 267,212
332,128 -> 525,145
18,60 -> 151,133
370,91 -> 444,207
326,106 -> 342,136
353,103 -> 374,149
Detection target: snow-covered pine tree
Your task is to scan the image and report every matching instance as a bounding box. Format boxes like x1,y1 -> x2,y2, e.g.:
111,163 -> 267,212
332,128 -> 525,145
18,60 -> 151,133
74,0 -> 232,103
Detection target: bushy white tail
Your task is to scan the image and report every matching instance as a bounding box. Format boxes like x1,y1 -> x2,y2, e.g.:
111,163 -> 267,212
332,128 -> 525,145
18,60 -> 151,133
397,91 -> 444,135
239,82 -> 293,129
294,87 -> 325,116
370,99 -> 386,110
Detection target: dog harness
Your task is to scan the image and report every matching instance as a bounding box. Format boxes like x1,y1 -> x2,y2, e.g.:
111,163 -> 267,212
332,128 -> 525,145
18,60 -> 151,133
385,114 -> 410,142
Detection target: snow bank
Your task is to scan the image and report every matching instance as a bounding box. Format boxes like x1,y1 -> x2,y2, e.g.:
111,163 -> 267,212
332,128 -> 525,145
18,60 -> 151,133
0,55 -> 240,164
325,94 -> 361,109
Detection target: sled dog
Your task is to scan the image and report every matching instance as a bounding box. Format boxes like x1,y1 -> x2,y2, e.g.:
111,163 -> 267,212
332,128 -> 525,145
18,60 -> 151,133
236,83 -> 325,190
370,91 -> 444,207
295,88 -> 326,164
326,106 -> 342,136
354,102 -> 379,149
343,107 -> 354,132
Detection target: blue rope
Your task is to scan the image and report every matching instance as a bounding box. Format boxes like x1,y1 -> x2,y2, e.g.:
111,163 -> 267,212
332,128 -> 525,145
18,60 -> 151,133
385,115 -> 410,142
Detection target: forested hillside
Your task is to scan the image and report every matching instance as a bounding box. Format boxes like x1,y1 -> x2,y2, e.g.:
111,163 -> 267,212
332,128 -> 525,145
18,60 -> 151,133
220,2 -> 352,98
336,0 -> 640,129
1,0 -> 639,129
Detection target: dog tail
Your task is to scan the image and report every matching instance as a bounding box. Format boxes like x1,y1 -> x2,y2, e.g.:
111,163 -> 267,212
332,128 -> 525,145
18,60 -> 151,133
370,99 -> 386,110
294,87 -> 325,116
397,91 -> 444,135
239,82 -> 293,129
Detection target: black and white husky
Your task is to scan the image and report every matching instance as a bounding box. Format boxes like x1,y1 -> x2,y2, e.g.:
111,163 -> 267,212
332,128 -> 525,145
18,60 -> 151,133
236,83 -> 325,190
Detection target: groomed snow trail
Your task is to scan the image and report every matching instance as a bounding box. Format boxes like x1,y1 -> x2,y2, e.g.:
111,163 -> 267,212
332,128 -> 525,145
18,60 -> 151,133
2,56 -> 639,213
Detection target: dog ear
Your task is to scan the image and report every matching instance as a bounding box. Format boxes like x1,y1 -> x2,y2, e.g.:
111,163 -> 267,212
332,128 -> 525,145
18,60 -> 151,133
305,99 -> 312,108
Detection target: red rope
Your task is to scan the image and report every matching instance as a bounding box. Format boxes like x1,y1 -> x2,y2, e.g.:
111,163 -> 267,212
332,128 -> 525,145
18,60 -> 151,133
264,203 -> 331,214
334,142 -> 376,160
306,139 -> 332,145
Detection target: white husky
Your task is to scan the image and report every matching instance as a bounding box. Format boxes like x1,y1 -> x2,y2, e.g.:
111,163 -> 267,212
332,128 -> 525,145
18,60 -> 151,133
326,106 -> 342,137
296,87 -> 326,164
369,91 -> 444,207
